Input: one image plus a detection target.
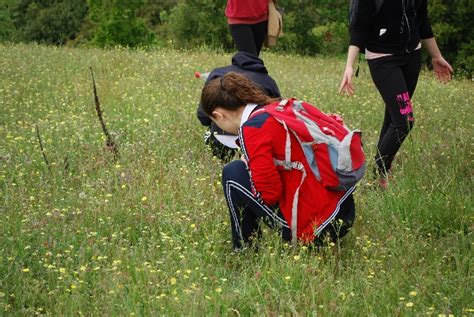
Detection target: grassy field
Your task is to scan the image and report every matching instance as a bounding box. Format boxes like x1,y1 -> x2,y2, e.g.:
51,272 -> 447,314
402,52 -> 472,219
0,43 -> 472,316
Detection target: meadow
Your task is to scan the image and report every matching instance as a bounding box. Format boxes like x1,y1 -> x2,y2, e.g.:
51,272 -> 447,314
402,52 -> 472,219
0,43 -> 472,316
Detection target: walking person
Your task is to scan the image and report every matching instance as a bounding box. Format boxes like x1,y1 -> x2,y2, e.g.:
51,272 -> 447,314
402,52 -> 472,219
225,0 -> 271,56
339,0 -> 453,187
200,72 -> 361,250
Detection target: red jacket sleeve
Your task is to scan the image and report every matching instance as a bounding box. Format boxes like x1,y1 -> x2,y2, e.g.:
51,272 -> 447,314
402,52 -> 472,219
240,122 -> 282,206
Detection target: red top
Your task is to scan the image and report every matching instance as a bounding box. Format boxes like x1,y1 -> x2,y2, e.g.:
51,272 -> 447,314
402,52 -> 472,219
225,0 -> 269,24
240,108 -> 348,242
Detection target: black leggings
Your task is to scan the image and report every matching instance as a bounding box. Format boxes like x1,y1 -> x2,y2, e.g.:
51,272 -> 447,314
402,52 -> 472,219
368,50 -> 421,175
228,20 -> 268,56
222,160 -> 356,250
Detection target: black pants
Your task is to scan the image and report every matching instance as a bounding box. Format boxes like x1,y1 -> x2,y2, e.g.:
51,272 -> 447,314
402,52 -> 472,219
228,20 -> 268,56
222,160 -> 356,250
368,50 -> 421,175
313,193 -> 355,247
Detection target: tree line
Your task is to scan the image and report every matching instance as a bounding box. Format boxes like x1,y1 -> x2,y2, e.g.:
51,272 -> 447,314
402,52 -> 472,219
0,0 -> 472,76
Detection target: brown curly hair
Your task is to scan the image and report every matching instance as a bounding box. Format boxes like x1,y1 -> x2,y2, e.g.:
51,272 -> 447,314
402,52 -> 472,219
200,72 -> 280,117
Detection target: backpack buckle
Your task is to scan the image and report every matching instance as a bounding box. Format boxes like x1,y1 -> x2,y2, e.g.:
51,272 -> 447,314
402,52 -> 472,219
276,99 -> 288,111
283,161 -> 293,170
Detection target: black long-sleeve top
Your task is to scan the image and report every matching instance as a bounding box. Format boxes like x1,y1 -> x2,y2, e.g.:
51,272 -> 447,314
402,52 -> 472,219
350,0 -> 434,54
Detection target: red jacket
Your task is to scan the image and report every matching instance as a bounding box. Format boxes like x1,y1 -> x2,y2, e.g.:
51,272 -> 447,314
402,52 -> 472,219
240,108 -> 350,242
225,0 -> 269,24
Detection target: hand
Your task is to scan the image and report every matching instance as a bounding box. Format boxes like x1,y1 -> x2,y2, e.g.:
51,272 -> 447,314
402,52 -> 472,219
338,66 -> 355,96
432,56 -> 453,83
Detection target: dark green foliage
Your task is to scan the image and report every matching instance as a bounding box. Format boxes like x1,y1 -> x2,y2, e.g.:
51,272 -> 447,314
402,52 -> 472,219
427,0 -> 474,77
0,0 -> 472,76
274,0 -> 348,55
165,0 -> 232,49
455,40 -> 474,77
161,0 -> 348,54
13,0 -> 88,45
0,0 -> 20,41
137,0 -> 177,29
86,0 -> 156,48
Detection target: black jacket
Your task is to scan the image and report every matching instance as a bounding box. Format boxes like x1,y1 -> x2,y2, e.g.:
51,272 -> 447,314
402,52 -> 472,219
350,0 -> 434,54
196,51 -> 281,127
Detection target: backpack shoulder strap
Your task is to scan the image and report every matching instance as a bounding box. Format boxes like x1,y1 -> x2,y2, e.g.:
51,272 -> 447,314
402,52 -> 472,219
266,98 -> 306,245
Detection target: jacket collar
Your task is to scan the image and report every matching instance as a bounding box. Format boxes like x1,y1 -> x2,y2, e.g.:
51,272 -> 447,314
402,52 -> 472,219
240,104 -> 259,128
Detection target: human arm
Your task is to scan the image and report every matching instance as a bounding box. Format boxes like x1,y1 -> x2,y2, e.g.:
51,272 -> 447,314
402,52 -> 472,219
339,45 -> 360,95
421,38 -> 453,83
340,0 -> 373,95
240,120 -> 282,205
417,0 -> 452,83
349,0 -> 374,51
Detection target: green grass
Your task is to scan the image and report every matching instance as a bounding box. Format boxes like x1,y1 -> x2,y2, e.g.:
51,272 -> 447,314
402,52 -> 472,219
0,43 -> 472,316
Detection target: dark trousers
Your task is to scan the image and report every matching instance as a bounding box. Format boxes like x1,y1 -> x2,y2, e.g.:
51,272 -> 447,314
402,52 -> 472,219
228,20 -> 268,56
222,160 -> 356,250
368,50 -> 421,175
314,192 -> 355,247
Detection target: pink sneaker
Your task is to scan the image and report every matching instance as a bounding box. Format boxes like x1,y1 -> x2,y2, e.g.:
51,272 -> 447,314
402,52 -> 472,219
378,177 -> 388,189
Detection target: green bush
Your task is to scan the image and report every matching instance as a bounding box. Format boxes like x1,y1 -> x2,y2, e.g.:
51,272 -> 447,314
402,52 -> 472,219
86,0 -> 156,48
13,0 -> 88,45
311,22 -> 348,55
0,0 -> 472,77
455,40 -> 474,78
165,0 -> 231,50
428,0 -> 473,77
270,0 -> 348,55
0,0 -> 20,42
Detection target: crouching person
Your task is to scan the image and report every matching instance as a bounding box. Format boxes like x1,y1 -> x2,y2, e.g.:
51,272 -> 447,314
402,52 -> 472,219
196,51 -> 280,162
200,72 -> 364,250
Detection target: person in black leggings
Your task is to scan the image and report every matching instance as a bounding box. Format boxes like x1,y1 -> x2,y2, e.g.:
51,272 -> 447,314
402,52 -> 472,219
339,0 -> 452,186
228,21 -> 268,57
225,0 -> 270,56
368,50 -> 421,175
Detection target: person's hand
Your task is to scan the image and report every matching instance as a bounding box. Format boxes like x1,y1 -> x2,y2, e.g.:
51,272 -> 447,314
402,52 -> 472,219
432,56 -> 453,83
338,66 -> 355,96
